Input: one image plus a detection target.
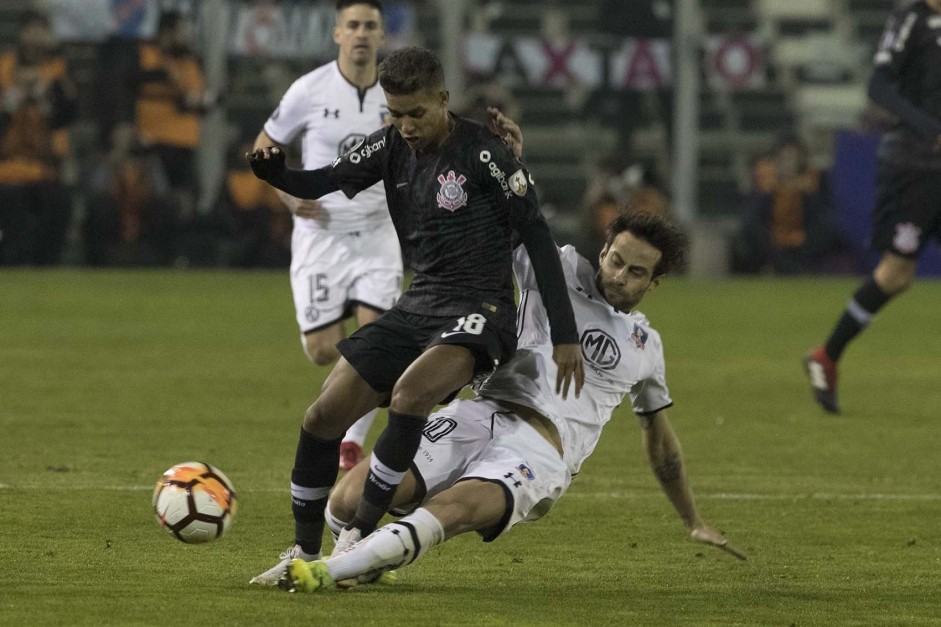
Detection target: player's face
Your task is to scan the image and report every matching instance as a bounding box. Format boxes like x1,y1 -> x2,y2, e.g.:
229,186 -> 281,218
386,88 -> 451,153
597,231 -> 662,312
334,4 -> 385,67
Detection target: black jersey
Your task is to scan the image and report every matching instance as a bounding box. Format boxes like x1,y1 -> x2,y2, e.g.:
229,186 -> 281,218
871,1 -> 941,166
328,115 -> 547,332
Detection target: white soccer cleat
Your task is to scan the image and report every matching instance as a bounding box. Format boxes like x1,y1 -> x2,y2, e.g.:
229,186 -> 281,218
249,545 -> 321,586
329,528 -> 397,588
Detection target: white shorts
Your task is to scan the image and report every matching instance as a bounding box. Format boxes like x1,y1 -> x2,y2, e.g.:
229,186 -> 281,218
290,221 -> 402,333
407,398 -> 572,541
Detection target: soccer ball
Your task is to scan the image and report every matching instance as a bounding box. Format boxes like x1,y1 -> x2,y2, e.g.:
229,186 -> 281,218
153,461 -> 238,544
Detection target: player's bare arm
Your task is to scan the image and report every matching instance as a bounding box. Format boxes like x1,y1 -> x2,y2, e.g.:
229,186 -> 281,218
553,343 -> 584,399
640,409 -> 746,560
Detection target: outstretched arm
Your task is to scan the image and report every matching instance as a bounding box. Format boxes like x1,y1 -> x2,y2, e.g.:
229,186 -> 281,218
246,146 -> 340,200
252,131 -> 326,219
639,409 -> 746,560
517,218 -> 583,398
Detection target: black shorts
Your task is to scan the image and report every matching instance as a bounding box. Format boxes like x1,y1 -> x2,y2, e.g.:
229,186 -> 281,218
337,306 -> 517,397
872,162 -> 941,258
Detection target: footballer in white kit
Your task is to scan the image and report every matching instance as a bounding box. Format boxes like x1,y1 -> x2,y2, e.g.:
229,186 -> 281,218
263,59 -> 402,335
399,243 -> 673,537
279,213 -> 742,593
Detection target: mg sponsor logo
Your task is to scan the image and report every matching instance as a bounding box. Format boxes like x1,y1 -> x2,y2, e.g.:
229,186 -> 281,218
580,328 -> 621,370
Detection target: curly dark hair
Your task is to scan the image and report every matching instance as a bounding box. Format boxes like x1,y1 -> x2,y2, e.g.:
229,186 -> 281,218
378,46 -> 444,95
336,0 -> 382,11
604,211 -> 688,277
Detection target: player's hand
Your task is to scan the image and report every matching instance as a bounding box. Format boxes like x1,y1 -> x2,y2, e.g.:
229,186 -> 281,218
246,146 -> 286,181
489,106 -> 523,160
690,524 -> 747,561
276,190 -> 325,219
552,343 -> 584,400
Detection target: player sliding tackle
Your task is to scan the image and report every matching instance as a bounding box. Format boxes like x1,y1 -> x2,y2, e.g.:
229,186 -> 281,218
280,211 -> 746,593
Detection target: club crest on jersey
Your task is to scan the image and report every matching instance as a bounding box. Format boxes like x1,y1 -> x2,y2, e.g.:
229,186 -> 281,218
630,323 -> 649,350
517,464 -> 535,481
436,170 -> 468,211
893,222 -> 921,254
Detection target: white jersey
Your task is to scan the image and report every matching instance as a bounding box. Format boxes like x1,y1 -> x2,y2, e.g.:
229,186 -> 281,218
477,245 -> 673,475
263,60 -> 391,233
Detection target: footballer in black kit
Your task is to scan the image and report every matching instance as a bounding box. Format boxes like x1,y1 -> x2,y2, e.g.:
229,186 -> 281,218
870,0 -> 941,254
247,45 -> 582,568
255,112 -> 575,391
804,0 -> 941,414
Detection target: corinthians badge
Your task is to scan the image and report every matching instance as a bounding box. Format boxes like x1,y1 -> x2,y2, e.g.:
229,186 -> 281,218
436,170 -> 468,211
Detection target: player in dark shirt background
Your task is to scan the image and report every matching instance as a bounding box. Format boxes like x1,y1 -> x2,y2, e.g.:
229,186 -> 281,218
247,46 -> 583,584
805,0 -> 941,414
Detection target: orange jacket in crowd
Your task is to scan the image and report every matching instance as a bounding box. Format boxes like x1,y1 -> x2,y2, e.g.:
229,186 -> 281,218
752,157 -> 822,250
134,41 -> 204,150
0,51 -> 71,185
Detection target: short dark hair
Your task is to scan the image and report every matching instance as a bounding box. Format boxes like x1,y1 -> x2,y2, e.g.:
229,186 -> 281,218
378,46 -> 444,95
336,0 -> 382,11
604,211 -> 688,277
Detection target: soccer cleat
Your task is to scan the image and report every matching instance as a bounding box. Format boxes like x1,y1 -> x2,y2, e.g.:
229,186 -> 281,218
249,545 -> 320,586
330,527 -> 363,557
338,441 -> 363,471
803,348 -> 840,414
325,527 -> 398,589
278,559 -> 335,593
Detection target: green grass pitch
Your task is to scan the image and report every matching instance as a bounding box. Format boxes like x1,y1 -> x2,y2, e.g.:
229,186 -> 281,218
2,270 -> 940,625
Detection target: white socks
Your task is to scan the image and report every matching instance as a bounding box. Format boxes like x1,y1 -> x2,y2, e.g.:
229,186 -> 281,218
324,507 -> 446,582
342,410 -> 378,446
324,501 -> 347,543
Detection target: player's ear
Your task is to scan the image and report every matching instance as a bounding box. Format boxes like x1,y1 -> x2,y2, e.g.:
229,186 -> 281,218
333,23 -> 342,45
440,90 -> 449,107
598,244 -> 609,266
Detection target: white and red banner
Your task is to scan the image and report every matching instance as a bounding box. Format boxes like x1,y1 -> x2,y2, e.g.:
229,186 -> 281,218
704,34 -> 766,90
465,33 -> 764,91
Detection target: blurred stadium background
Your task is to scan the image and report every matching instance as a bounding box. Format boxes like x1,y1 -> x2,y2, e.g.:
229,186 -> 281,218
2,0 -> 934,277
6,3 -> 941,623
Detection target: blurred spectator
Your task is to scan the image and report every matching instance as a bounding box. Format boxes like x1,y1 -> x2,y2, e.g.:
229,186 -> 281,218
0,10 -> 77,265
598,0 -> 673,38
84,125 -> 178,266
734,132 -> 837,275
133,11 -> 215,222
585,0 -> 674,153
212,140 -> 291,268
457,79 -> 521,130
580,155 -> 671,262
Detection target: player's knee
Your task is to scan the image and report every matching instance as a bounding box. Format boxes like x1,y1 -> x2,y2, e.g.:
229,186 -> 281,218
304,336 -> 339,366
302,402 -> 344,437
874,263 -> 916,295
327,484 -> 357,523
388,383 -> 440,416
